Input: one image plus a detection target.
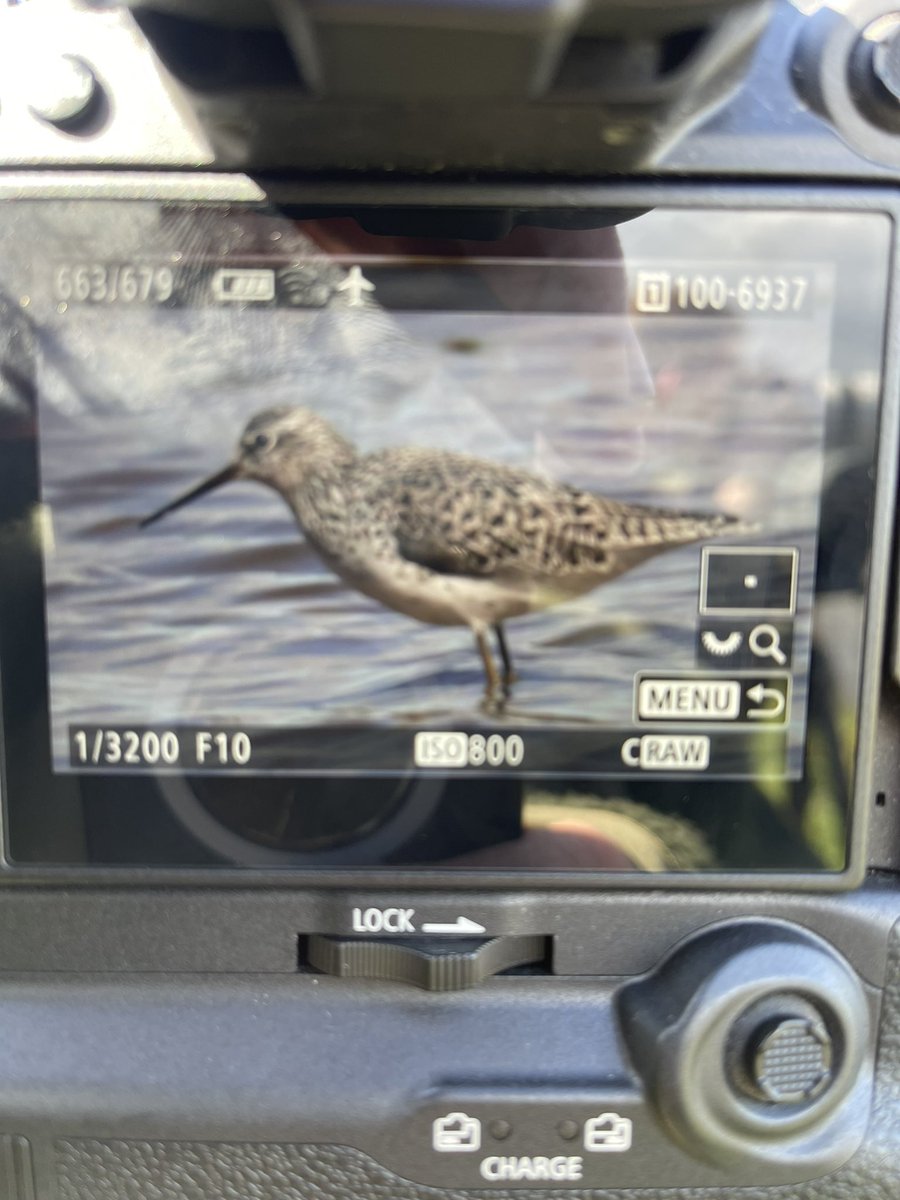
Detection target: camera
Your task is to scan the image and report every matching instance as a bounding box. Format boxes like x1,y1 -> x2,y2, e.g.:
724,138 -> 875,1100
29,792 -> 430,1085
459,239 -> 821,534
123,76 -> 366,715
0,2 -> 898,1199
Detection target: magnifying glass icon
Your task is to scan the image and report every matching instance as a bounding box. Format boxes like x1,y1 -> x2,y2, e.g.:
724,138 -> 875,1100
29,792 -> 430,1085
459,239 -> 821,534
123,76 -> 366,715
749,623 -> 787,666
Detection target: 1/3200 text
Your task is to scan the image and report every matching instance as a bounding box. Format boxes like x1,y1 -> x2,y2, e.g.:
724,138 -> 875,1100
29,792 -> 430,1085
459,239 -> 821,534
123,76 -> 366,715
70,727 -> 252,768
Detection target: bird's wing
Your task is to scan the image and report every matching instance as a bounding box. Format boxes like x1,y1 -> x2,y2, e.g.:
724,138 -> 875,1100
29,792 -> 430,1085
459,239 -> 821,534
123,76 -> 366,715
368,450 -> 736,580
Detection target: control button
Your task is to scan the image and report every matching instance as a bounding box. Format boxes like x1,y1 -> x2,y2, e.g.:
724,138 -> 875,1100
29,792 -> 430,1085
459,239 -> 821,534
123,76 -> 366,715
26,54 -> 99,128
727,994 -> 836,1107
751,1017 -> 833,1104
796,1 -> 900,161
848,13 -> 900,132
700,547 -> 798,615
304,933 -> 547,991
869,19 -> 900,105
618,921 -> 869,1168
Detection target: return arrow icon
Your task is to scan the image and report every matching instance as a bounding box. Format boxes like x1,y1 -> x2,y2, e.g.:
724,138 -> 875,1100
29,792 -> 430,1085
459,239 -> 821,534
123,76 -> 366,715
746,682 -> 786,720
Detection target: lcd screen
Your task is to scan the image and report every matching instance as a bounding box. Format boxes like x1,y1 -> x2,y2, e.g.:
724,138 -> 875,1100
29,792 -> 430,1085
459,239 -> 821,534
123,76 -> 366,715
0,201 -> 889,871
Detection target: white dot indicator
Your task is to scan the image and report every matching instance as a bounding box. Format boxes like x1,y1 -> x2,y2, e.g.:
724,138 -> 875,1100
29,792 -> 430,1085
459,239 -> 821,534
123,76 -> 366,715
743,574 -> 759,590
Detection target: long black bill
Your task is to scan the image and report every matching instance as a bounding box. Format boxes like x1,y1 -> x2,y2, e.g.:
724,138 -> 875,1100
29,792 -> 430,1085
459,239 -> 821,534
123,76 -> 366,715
139,463 -> 240,528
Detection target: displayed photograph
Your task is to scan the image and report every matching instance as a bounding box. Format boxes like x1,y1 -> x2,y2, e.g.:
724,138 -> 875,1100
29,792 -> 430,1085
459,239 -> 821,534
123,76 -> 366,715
28,217 -> 831,776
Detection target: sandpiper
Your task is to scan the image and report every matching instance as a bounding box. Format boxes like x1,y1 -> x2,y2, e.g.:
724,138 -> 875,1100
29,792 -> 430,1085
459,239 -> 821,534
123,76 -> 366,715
141,406 -> 743,709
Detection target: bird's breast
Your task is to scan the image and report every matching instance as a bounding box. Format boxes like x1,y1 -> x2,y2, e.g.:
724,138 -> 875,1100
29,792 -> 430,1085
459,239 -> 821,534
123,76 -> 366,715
287,484 -> 548,628
306,528 -> 534,628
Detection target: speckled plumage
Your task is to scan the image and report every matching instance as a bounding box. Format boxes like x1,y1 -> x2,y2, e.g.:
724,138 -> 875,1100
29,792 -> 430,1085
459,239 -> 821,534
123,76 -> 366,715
143,406 -> 743,708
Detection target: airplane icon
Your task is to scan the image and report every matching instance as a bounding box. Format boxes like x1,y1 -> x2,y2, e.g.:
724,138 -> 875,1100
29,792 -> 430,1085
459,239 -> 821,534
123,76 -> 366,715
335,265 -> 375,306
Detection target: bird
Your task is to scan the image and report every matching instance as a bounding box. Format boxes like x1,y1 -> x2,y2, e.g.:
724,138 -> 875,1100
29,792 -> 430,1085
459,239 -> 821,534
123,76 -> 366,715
141,405 -> 744,710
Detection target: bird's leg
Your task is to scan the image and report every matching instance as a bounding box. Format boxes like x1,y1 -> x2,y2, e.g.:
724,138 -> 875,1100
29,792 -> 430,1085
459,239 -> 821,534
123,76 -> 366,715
493,623 -> 517,697
474,626 -> 504,713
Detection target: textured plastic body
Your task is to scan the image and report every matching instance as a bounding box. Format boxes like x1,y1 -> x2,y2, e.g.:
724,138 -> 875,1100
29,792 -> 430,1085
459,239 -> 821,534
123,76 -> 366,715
0,911 -> 893,1197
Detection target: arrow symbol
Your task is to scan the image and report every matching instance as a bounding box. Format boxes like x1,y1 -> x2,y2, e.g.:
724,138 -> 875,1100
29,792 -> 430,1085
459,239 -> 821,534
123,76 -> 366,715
421,917 -> 487,934
746,682 -> 786,720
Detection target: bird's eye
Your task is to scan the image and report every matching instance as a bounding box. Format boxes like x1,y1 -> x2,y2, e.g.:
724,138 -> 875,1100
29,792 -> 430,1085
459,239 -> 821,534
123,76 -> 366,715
251,432 -> 274,452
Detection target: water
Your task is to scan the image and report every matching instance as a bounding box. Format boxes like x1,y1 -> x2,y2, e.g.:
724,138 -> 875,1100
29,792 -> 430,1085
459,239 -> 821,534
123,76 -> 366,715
35,302 -> 825,769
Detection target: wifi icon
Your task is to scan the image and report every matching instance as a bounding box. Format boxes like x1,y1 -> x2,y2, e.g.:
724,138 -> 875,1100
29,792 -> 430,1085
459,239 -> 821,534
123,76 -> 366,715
277,265 -> 332,308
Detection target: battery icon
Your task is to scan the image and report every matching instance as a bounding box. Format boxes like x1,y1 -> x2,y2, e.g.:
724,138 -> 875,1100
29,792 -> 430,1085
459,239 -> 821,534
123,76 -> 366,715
211,268 -> 276,303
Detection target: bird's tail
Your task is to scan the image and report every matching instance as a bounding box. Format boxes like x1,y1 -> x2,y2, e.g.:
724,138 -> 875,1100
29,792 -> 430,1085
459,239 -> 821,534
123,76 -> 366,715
609,505 -> 758,551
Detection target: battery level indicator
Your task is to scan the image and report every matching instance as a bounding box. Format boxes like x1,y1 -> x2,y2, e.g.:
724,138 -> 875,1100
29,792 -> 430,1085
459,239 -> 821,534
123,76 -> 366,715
211,268 -> 276,303
635,270 -> 672,313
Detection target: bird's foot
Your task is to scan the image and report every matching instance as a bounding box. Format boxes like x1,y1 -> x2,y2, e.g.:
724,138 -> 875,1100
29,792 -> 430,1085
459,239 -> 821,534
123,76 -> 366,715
502,668 -> 518,694
481,688 -> 508,716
